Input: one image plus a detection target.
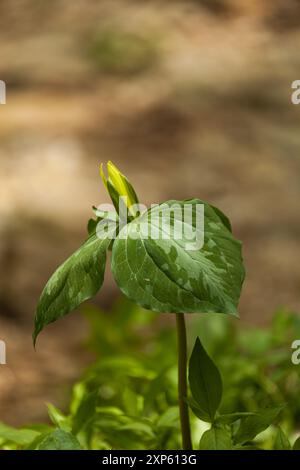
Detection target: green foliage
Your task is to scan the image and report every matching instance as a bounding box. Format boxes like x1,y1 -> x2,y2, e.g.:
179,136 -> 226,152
32,153 -> 246,448
33,231 -> 113,344
112,199 -> 244,314
187,335 -> 286,449
199,425 -> 232,450
293,437 -> 300,450
233,406 -> 284,445
0,423 -> 40,447
1,303 -> 298,450
34,163 -> 244,342
188,337 -> 222,422
85,30 -> 158,76
208,308 -> 300,425
28,163 -> 299,451
274,427 -> 291,450
33,429 -> 81,450
185,307 -> 300,450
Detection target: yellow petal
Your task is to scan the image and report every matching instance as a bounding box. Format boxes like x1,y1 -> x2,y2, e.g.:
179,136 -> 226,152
107,161 -> 136,208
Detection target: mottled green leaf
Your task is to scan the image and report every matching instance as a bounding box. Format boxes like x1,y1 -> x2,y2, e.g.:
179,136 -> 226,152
111,199 -> 244,314
33,230 -> 113,344
36,429 -> 81,450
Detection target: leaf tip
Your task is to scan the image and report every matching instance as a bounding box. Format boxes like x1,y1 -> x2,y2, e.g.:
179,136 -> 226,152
32,316 -> 42,349
32,330 -> 38,349
99,163 -> 108,190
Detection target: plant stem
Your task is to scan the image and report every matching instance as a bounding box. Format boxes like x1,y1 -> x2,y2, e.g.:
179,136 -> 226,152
176,312 -> 193,450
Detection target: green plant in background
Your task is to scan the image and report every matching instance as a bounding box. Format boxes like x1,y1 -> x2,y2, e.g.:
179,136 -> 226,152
85,30 -> 158,76
33,161 -> 245,449
1,303 -> 300,449
188,337 -> 285,449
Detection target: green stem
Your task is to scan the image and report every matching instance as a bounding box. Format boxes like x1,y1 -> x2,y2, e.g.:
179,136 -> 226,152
176,313 -> 193,450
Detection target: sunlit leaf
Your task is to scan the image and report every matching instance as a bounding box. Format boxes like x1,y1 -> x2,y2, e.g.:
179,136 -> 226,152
234,406 -> 285,444
33,229 -> 114,344
112,199 -> 244,315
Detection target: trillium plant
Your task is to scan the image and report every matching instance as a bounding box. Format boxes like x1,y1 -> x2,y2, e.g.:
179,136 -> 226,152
34,162 -> 245,450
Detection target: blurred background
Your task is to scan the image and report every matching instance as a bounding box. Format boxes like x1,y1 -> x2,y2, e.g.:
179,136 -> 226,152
0,0 -> 300,426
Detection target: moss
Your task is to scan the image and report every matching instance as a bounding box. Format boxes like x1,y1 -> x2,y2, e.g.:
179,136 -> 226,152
84,29 -> 159,77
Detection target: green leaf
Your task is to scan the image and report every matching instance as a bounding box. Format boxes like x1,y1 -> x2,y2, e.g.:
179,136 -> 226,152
35,429 -> 81,450
33,230 -> 113,344
119,420 -> 155,439
26,433 -> 51,450
199,425 -> 232,450
210,204 -> 232,232
87,208 -> 118,236
216,412 -> 256,425
111,199 -> 244,315
0,423 -> 40,446
94,414 -> 155,449
156,407 -> 179,430
234,406 -> 285,445
293,437 -> 300,450
185,397 -> 212,423
274,427 -> 291,450
188,337 -> 222,422
233,444 -> 261,450
87,218 -> 99,236
123,387 -> 139,416
72,390 -> 98,434
47,403 -> 70,430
